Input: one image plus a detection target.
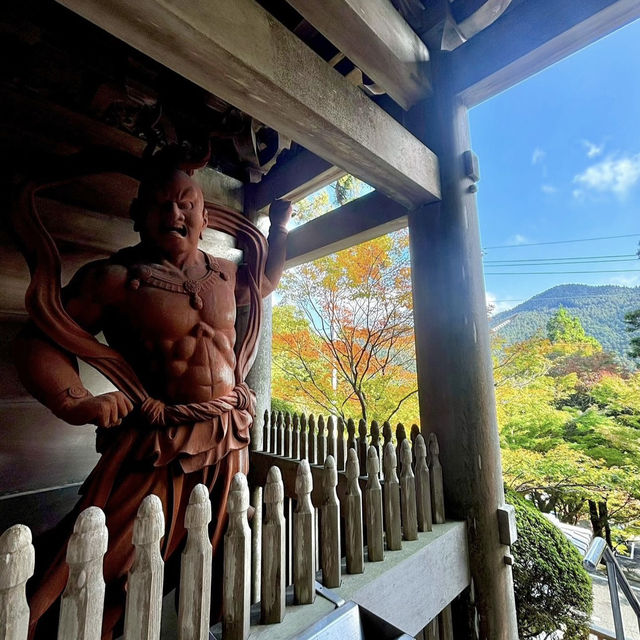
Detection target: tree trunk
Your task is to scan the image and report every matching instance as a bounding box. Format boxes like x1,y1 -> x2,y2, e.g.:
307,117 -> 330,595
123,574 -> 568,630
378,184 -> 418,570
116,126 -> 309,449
589,500 -> 605,541
600,502 -> 613,548
355,389 -> 367,424
590,500 -> 613,549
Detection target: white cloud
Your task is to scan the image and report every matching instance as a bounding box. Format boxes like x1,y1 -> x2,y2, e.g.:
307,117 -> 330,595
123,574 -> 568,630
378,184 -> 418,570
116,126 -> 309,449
531,148 -> 546,165
507,234 -> 529,245
581,139 -> 604,158
541,184 -> 558,194
573,153 -> 640,198
486,291 -> 517,315
609,274 -> 640,287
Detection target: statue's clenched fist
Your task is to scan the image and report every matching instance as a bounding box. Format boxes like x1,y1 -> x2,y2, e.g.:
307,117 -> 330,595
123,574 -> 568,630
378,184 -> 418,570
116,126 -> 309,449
269,199 -> 292,228
59,390 -> 134,428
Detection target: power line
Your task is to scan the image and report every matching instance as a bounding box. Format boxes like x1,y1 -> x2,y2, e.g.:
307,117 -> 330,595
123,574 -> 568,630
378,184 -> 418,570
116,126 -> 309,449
483,233 -> 640,250
485,269 -> 640,275
484,253 -> 637,264
490,293 -> 640,303
485,258 -> 638,266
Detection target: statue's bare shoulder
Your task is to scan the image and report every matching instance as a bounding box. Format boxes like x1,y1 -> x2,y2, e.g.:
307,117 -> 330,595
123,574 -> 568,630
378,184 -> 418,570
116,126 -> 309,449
63,257 -> 130,334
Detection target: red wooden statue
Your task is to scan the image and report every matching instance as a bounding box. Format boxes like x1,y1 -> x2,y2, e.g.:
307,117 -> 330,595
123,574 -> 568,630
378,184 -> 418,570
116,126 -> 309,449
12,150 -> 290,638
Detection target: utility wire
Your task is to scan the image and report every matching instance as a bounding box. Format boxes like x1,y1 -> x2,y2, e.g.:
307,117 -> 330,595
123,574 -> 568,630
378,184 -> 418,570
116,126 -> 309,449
484,253 -> 636,263
491,293 -> 640,303
485,269 -> 640,275
483,233 -> 640,250
485,258 -> 638,266
485,253 -> 638,263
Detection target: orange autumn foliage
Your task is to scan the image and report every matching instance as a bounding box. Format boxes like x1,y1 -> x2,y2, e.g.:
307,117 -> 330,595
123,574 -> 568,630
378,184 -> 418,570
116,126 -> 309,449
272,230 -> 418,423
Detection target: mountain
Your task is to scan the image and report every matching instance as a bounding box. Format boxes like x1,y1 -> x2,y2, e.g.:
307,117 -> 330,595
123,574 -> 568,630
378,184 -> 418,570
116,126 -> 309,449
489,284 -> 640,368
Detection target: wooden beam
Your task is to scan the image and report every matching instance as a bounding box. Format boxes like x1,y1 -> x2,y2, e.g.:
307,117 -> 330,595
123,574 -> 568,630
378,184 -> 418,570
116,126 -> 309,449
56,0 -> 440,208
194,168 -> 244,213
0,88 -> 146,158
451,0 -> 640,106
284,0 -> 431,110
285,191 -> 408,268
248,149 -> 345,213
34,199 -> 242,261
349,522 -> 469,637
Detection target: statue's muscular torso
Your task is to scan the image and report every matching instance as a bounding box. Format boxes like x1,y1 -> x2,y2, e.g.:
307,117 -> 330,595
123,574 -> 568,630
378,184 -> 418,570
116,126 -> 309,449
65,249 -> 241,405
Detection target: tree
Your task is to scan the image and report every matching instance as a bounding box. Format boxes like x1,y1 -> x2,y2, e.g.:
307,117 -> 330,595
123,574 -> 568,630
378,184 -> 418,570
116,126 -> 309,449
273,230 -> 417,423
546,307 -> 601,352
509,490 -> 593,640
494,310 -> 640,547
625,308 -> 640,360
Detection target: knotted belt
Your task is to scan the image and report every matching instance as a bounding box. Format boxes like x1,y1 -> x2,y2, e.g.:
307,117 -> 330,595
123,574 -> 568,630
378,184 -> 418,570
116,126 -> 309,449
140,382 -> 254,427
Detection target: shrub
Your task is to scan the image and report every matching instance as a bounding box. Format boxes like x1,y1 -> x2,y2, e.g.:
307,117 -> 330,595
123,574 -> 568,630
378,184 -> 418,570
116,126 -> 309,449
508,490 -> 593,639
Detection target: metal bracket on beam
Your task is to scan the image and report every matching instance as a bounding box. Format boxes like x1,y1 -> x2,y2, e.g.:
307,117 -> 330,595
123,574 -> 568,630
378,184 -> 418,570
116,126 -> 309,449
463,149 -> 480,193
497,504 -> 517,546
463,150 -> 480,182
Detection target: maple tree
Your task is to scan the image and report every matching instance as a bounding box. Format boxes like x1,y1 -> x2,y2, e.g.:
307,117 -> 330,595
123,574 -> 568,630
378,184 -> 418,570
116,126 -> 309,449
272,225 -> 417,424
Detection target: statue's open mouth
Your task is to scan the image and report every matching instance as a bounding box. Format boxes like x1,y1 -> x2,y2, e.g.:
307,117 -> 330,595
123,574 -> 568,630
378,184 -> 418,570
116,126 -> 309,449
162,225 -> 188,237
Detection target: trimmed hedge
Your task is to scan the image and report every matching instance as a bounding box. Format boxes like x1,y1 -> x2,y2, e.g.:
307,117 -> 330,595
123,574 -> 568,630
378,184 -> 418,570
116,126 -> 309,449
508,490 -> 593,639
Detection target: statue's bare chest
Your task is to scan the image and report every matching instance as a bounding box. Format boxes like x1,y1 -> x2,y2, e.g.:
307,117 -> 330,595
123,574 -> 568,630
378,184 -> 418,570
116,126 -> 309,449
107,256 -> 238,341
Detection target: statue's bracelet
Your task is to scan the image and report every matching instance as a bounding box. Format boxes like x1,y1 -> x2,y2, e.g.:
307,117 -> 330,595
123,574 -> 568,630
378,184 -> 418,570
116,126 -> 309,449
66,385 -> 90,399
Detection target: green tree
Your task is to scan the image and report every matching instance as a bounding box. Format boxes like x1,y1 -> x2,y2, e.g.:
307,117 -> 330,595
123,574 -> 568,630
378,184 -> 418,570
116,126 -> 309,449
494,314 -> 640,547
546,307 -> 600,351
624,308 -> 640,360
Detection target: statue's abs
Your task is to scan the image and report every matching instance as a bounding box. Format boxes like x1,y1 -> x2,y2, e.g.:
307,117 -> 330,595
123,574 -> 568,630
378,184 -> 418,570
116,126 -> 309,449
103,263 -> 239,405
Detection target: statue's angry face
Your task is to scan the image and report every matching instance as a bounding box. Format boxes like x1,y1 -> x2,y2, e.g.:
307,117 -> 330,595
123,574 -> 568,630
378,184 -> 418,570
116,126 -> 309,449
134,170 -> 208,255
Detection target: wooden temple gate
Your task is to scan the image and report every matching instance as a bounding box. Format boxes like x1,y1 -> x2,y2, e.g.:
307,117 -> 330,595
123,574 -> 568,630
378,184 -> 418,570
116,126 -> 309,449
1,0 -> 639,638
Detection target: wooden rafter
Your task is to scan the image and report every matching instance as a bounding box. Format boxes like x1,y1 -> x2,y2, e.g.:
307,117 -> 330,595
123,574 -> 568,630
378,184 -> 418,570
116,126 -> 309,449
285,0 -> 431,110
56,0 -> 441,208
451,0 -> 640,106
285,191 -> 409,268
248,149 -> 345,213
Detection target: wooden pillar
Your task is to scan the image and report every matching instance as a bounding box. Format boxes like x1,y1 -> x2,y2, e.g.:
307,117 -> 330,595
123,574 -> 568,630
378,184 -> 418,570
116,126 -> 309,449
407,50 -> 517,640
244,211 -> 270,605
245,293 -> 273,450
244,207 -> 272,453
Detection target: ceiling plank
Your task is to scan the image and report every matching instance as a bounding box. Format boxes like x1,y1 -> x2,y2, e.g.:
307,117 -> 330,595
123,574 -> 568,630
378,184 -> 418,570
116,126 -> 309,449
451,0 -> 640,107
55,0 -> 440,208
285,0 -> 431,110
285,191 -> 408,268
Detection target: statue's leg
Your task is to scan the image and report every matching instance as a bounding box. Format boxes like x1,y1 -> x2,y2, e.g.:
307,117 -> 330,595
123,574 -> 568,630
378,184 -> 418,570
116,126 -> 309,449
28,451 -> 168,640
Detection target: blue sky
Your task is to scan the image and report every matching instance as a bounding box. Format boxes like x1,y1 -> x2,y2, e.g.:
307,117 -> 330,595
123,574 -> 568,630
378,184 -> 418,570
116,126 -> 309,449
469,18 -> 640,313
